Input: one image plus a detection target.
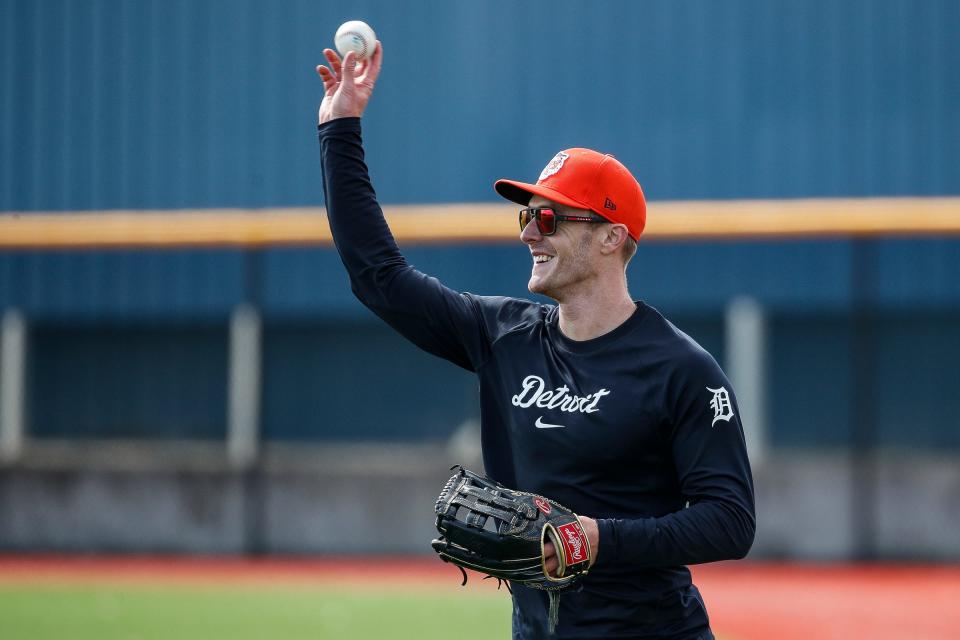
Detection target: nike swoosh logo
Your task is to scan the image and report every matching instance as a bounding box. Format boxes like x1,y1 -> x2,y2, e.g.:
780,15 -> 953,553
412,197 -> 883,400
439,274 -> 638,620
535,416 -> 566,429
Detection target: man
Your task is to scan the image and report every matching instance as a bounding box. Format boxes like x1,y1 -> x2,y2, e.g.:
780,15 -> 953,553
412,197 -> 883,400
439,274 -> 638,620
317,43 -> 755,640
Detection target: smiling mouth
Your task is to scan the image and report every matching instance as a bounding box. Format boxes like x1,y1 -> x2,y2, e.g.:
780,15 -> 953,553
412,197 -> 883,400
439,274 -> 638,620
533,255 -> 554,264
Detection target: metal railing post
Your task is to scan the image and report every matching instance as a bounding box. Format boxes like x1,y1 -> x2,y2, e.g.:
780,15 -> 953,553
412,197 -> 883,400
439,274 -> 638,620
725,296 -> 768,465
227,303 -> 262,469
0,309 -> 27,463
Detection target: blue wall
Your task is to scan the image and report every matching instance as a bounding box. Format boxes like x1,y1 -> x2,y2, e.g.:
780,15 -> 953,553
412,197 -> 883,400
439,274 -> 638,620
3,239 -> 959,448
2,0 -> 958,211
3,239 -> 960,318
29,323 -> 229,439
1,0 -> 958,449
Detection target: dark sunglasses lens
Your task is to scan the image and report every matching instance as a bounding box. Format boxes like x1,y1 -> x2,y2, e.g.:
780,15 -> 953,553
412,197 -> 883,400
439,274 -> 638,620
519,209 -> 532,231
537,208 -> 556,235
519,207 -> 557,234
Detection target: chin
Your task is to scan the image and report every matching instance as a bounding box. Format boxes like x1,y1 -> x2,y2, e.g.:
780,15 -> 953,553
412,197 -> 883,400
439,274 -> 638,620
528,277 -> 559,301
528,275 -> 546,294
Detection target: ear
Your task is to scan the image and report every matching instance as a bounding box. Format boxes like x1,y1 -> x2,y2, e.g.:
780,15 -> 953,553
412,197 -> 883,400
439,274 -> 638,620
598,224 -> 629,256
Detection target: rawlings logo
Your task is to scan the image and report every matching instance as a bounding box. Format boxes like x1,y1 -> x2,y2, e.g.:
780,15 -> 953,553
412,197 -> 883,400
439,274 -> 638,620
557,522 -> 587,564
534,497 -> 552,515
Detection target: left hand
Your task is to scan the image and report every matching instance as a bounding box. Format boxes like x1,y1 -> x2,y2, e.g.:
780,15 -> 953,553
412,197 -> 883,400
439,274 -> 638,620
544,516 -> 599,577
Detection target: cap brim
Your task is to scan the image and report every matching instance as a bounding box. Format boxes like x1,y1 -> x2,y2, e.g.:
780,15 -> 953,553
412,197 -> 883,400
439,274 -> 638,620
494,179 -> 592,212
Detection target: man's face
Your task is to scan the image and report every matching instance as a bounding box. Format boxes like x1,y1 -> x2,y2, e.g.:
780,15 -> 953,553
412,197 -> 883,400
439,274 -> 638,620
521,196 -> 601,301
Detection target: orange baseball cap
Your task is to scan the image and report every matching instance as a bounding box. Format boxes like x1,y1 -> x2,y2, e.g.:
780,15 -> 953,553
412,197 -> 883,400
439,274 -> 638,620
494,148 -> 647,241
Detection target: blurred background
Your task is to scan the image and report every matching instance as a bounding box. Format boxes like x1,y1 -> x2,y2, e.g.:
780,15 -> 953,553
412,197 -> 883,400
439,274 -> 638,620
0,0 -> 959,637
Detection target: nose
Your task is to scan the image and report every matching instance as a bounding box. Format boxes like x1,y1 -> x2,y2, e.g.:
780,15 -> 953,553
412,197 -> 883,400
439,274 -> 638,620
520,218 -> 542,244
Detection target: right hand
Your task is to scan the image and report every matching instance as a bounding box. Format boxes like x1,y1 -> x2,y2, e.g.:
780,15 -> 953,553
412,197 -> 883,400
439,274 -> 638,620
316,41 -> 383,124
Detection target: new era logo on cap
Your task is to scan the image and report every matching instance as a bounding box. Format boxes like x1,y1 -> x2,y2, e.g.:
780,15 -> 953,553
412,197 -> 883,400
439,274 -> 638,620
494,148 -> 646,241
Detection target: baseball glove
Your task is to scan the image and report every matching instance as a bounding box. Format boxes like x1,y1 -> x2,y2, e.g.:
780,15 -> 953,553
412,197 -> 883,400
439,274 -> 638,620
431,466 -> 592,632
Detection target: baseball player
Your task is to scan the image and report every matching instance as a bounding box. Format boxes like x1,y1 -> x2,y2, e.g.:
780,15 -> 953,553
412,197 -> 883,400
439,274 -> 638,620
316,43 -> 755,640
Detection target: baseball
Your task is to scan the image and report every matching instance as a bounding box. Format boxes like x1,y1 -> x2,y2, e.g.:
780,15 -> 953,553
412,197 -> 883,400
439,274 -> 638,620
335,20 -> 376,60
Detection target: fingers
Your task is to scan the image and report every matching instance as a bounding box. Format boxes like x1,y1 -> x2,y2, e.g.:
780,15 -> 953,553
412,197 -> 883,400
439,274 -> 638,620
316,65 -> 338,93
360,40 -> 383,84
544,557 -> 559,576
323,48 -> 342,77
341,50 -> 359,81
543,540 -> 559,577
324,42 -> 382,85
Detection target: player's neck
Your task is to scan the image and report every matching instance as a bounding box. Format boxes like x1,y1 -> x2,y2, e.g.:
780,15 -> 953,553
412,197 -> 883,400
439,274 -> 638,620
556,282 -> 636,342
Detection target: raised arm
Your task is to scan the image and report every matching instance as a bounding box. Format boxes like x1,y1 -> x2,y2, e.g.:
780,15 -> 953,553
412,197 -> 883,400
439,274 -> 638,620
316,43 -> 491,372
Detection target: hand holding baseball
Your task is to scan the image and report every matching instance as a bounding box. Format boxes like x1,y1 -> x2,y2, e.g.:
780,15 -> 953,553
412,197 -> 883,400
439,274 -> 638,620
316,38 -> 383,124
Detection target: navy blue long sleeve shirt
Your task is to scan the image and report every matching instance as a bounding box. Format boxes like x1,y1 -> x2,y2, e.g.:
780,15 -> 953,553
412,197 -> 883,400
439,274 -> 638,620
319,118 -> 755,639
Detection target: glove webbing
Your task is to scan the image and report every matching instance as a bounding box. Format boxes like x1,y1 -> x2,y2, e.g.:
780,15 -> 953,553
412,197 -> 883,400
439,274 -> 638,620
459,485 -> 532,516
451,486 -> 534,532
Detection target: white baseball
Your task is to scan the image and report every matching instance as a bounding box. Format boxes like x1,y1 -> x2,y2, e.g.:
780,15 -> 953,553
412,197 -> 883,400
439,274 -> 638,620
334,20 -> 376,60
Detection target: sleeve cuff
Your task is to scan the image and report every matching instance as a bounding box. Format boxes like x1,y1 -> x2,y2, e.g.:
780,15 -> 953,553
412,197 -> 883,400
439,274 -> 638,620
594,516 -> 661,568
594,518 -> 619,568
318,116 -> 362,136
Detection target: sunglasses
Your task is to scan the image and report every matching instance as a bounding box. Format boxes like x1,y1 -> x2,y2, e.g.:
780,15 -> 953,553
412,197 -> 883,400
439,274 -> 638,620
518,207 -> 607,236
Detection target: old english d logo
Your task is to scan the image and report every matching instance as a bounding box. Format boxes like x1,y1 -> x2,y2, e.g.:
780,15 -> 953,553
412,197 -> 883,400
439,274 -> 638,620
707,386 -> 734,426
